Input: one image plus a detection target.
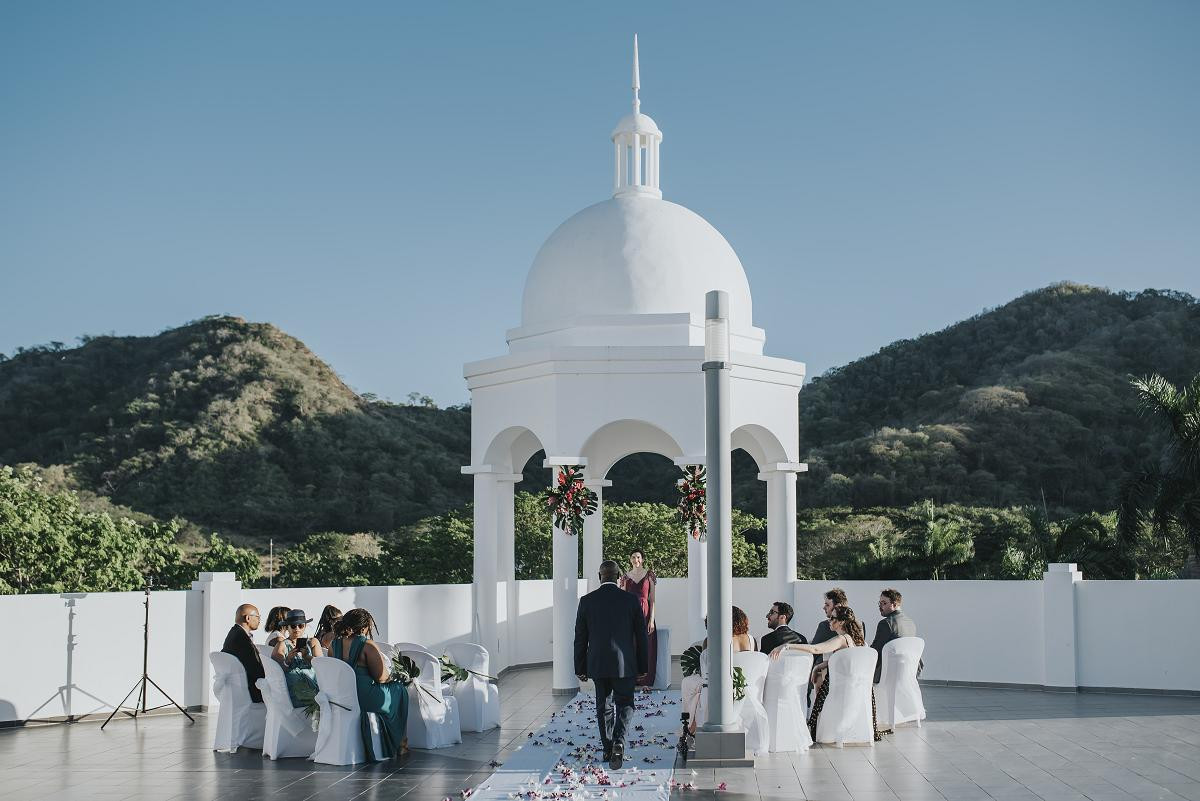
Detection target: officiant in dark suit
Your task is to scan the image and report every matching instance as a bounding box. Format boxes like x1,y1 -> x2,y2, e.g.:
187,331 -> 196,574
574,559 -> 649,769
760,601 -> 806,654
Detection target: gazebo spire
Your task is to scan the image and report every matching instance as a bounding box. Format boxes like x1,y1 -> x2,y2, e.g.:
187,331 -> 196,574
632,34 -> 641,116
612,34 -> 662,198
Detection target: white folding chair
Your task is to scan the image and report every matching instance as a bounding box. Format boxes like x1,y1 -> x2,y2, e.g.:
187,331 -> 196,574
876,637 -> 926,729
765,651 -> 813,753
445,642 -> 499,732
209,651 -> 266,753
816,647 -> 878,747
256,658 -> 318,760
731,651 -> 770,756
310,656 -> 383,765
402,648 -> 461,748
652,626 -> 672,690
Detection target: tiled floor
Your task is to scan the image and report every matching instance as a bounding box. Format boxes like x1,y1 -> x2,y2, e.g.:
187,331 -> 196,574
1,665 -> 1199,801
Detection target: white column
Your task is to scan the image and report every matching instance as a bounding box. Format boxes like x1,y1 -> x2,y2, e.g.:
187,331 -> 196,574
614,140 -> 621,192
761,465 -> 802,604
687,530 -> 708,644
632,134 -> 642,187
471,472 -> 499,658
494,473 -> 521,672
191,571 -> 243,710
545,460 -> 586,694
1043,562 -> 1082,690
582,479 -> 611,591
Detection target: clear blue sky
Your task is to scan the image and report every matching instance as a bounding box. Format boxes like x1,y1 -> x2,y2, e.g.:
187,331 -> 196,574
2,2 -> 1197,404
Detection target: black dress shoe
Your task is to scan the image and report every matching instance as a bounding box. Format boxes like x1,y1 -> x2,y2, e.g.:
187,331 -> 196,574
609,742 -> 624,770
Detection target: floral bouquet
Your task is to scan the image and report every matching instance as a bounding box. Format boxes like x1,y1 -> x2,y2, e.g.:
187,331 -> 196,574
543,465 -> 597,537
676,465 -> 707,541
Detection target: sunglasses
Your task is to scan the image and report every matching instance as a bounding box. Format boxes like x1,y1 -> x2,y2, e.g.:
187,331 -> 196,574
289,623 -> 306,629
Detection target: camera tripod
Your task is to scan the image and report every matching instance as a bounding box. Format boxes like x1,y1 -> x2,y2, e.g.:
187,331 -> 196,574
102,578 -> 194,729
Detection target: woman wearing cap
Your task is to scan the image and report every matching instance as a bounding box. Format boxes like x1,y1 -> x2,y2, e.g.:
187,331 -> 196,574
272,608 -> 323,707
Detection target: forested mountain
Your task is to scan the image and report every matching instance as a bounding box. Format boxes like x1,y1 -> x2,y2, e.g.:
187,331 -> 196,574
0,317 -> 472,545
1,283 -> 1197,547
796,283 -> 1200,514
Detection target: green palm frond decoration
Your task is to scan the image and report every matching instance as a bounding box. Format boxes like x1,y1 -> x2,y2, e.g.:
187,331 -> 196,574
681,644 -> 703,678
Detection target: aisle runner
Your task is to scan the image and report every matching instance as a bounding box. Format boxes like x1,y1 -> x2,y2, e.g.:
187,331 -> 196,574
465,690 -> 683,800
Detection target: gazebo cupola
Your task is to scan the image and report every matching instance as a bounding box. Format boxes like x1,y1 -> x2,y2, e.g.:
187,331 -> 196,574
612,35 -> 662,198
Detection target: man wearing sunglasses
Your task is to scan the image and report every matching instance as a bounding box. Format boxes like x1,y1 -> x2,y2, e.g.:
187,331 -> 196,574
221,604 -> 265,703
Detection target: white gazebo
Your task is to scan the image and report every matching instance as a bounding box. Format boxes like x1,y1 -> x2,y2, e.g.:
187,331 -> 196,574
462,40 -> 806,692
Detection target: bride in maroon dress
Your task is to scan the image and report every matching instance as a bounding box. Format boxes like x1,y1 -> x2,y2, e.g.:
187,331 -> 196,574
618,548 -> 657,687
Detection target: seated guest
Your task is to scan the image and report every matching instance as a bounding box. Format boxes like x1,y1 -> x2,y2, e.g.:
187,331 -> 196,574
685,607 -> 758,735
272,609 -> 323,707
811,587 -> 847,667
264,606 -> 292,647
330,608 -> 409,760
771,604 -> 881,742
220,604 -> 265,704
870,588 -> 918,683
315,604 -> 342,651
760,601 -> 806,654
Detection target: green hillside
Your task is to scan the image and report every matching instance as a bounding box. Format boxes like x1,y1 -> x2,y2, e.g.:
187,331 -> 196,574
796,283 -> 1200,514
0,317 -> 472,544
1,283 -> 1197,548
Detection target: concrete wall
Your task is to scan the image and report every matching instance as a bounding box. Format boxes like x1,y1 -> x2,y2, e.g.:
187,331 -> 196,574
2,569 -> 1198,724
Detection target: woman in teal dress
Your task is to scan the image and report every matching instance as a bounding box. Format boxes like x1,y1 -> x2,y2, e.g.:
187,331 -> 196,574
330,608 -> 409,760
271,609 -> 323,707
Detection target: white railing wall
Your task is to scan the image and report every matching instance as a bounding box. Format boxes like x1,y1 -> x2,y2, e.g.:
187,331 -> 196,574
1,565 -> 1197,724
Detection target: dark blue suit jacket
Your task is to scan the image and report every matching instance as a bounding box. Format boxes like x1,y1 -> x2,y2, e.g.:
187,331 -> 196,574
574,583 -> 649,679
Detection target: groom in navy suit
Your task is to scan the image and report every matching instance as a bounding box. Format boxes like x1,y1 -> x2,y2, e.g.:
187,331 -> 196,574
574,559 -> 649,769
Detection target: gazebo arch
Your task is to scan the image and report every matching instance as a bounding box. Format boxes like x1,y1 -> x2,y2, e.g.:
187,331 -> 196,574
461,47 -> 806,688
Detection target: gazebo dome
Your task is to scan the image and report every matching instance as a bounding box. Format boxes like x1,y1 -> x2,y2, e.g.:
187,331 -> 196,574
520,195 -> 755,333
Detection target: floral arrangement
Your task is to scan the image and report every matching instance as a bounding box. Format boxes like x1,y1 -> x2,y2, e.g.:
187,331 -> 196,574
680,644 -> 703,678
543,465 -> 597,537
676,465 -> 707,541
439,654 -> 496,685
390,652 -> 442,704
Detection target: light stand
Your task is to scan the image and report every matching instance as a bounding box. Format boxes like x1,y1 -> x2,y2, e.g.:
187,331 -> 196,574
101,577 -> 194,729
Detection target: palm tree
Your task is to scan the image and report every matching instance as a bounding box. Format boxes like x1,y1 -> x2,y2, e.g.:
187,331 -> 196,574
1117,373 -> 1200,574
909,500 -> 974,580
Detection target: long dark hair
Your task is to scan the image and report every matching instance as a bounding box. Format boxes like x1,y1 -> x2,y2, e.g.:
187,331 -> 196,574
315,605 -> 342,638
334,608 -> 379,639
831,605 -> 865,646
264,606 -> 291,633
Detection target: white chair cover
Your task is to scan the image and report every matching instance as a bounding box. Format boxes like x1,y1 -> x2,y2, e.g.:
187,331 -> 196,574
375,641 -> 397,660
403,648 -> 462,748
392,641 -> 425,653
816,647 -> 877,747
765,651 -> 813,752
681,647 -> 708,726
209,651 -> 266,753
445,642 -> 499,732
876,637 -> 926,729
256,658 -> 318,760
256,644 -> 275,660
652,626 -> 672,690
310,656 -> 383,765
731,651 -> 770,756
